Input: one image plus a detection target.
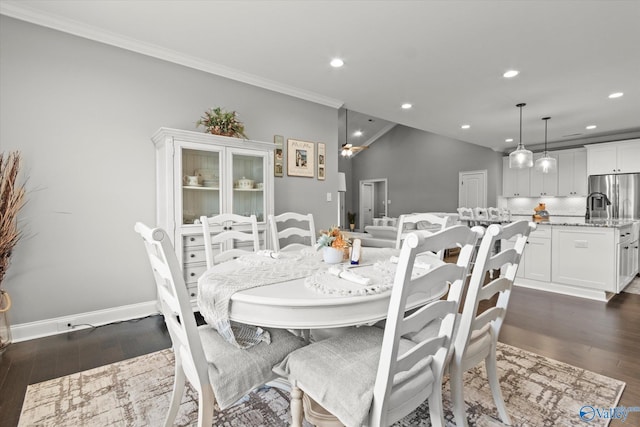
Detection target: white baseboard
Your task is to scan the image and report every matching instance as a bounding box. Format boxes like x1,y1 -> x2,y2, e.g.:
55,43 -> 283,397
514,278 -> 609,302
11,300 -> 161,343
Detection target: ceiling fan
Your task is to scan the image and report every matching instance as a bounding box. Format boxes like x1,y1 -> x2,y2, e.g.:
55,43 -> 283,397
340,109 -> 368,157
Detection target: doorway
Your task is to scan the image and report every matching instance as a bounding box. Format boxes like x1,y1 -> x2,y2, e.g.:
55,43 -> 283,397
359,178 -> 388,230
458,170 -> 487,208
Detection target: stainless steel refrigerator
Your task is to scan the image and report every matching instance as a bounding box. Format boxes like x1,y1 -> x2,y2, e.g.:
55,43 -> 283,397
587,173 -> 640,219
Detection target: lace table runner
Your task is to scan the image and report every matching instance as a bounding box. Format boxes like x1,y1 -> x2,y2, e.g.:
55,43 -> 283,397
198,250 -> 323,348
197,248 -> 400,348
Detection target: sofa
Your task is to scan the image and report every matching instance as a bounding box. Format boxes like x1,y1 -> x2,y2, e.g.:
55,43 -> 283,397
359,213 -> 459,248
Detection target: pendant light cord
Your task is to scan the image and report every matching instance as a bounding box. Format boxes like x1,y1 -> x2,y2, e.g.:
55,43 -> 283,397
516,103 -> 526,149
542,116 -> 551,155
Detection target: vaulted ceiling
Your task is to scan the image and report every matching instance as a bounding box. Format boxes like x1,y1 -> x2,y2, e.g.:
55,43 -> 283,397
2,1 -> 639,153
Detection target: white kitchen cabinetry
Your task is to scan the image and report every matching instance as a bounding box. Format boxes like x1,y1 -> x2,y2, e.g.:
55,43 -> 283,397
503,226 -> 551,281
586,139 -> 640,175
152,128 -> 274,298
502,157 -> 530,197
557,149 -> 587,196
551,227 -> 617,292
530,153 -> 558,197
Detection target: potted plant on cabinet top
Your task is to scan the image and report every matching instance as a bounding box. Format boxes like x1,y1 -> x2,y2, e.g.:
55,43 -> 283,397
0,151 -> 26,353
347,212 -> 356,232
196,107 -> 248,139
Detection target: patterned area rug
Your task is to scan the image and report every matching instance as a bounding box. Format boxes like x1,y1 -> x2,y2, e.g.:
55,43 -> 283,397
19,343 -> 624,427
622,275 -> 640,295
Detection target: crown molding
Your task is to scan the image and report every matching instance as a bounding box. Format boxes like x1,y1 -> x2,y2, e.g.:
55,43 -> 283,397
0,3 -> 344,109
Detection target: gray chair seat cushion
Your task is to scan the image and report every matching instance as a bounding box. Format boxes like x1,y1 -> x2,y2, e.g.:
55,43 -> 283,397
199,326 -> 306,408
274,326 -> 434,426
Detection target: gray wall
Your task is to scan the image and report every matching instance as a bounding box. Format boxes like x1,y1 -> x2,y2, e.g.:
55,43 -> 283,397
0,16 -> 340,326
346,125 -> 503,218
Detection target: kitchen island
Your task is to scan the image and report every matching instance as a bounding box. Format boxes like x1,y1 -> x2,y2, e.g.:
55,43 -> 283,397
504,216 -> 639,301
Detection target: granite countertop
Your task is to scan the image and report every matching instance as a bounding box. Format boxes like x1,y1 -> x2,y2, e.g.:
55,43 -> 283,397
510,215 -> 639,228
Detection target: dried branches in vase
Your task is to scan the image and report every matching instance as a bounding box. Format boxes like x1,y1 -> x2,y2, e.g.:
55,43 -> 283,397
0,151 -> 26,286
0,151 -> 25,350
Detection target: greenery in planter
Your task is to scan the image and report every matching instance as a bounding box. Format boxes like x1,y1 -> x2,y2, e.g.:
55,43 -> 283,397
347,211 -> 356,225
196,107 -> 248,139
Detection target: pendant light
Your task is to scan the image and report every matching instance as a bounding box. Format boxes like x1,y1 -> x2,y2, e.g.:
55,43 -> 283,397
509,103 -> 533,168
341,109 -> 351,157
535,116 -> 557,173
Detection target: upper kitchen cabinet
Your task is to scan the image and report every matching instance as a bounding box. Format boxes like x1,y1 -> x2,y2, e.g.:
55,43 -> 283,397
502,157 -> 531,197
557,148 -> 587,196
586,139 -> 640,175
530,153 -> 558,197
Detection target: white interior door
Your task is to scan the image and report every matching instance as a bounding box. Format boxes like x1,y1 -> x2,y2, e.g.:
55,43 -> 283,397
459,170 -> 487,208
360,182 -> 374,229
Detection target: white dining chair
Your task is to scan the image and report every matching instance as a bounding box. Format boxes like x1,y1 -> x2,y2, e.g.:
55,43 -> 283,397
395,213 -> 451,256
200,213 -> 260,268
268,212 -> 316,252
134,222 -> 307,427
449,220 -> 535,427
473,207 -> 489,225
457,207 -> 475,226
274,225 -> 483,427
487,207 -> 501,221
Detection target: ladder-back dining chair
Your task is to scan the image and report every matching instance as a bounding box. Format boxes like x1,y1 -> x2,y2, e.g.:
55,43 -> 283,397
449,220 -> 535,427
134,222 -> 306,427
200,213 -> 260,268
274,225 -> 483,427
395,213 -> 451,255
268,212 -> 316,252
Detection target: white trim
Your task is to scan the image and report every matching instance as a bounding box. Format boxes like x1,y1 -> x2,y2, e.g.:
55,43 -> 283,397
10,300 -> 160,343
0,3 -> 343,109
359,178 -> 389,230
513,278 -> 612,302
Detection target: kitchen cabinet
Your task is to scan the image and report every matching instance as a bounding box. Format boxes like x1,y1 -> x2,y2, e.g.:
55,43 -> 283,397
152,127 -> 274,298
530,153 -> 558,197
586,139 -> 640,175
503,226 -> 551,281
557,149 -> 587,196
551,226 -> 617,292
502,157 -> 531,197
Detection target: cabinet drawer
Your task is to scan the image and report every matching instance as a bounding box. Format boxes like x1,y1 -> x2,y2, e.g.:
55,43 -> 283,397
184,264 -> 207,284
184,234 -> 205,247
186,285 -> 199,299
530,226 -> 551,239
184,246 -> 207,264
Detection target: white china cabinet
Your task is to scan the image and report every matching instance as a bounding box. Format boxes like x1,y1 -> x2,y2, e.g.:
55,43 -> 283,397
152,127 -> 274,298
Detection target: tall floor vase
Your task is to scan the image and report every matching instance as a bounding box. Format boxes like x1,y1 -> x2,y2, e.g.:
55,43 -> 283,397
0,290 -> 12,354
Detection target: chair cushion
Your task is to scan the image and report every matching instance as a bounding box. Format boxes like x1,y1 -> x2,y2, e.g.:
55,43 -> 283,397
273,326 -> 434,427
198,326 -> 306,409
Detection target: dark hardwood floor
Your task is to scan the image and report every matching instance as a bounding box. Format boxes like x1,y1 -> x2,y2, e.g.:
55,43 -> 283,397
1,287 -> 639,426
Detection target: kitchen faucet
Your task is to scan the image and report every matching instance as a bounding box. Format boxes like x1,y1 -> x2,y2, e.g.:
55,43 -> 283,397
585,191 -> 611,220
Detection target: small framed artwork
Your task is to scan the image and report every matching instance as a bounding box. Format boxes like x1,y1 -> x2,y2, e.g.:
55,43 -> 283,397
287,138 -> 315,178
274,135 -> 284,177
317,142 -> 326,181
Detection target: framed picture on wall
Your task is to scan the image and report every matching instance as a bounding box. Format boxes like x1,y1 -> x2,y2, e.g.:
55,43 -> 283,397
317,142 -> 326,181
287,139 -> 315,178
274,135 -> 284,177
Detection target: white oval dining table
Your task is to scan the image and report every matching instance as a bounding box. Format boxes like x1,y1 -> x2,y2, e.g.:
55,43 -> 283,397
197,248 -> 447,330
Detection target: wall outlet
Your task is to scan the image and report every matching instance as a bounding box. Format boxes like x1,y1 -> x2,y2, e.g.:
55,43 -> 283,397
57,319 -> 77,331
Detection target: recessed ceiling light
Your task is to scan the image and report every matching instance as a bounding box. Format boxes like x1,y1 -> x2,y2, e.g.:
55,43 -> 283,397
330,58 -> 344,68
401,103 -> 412,109
608,92 -> 624,99
586,125 -> 597,130
503,70 -> 519,78
461,124 -> 470,129
505,138 -> 514,143
353,130 -> 363,137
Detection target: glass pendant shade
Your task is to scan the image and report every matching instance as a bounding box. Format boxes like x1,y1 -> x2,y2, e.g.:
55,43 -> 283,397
535,116 -> 556,173
535,155 -> 557,173
509,103 -> 533,168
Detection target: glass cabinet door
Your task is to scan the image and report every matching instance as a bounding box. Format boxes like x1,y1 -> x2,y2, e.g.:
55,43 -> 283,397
180,147 -> 222,225
229,150 -> 266,222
